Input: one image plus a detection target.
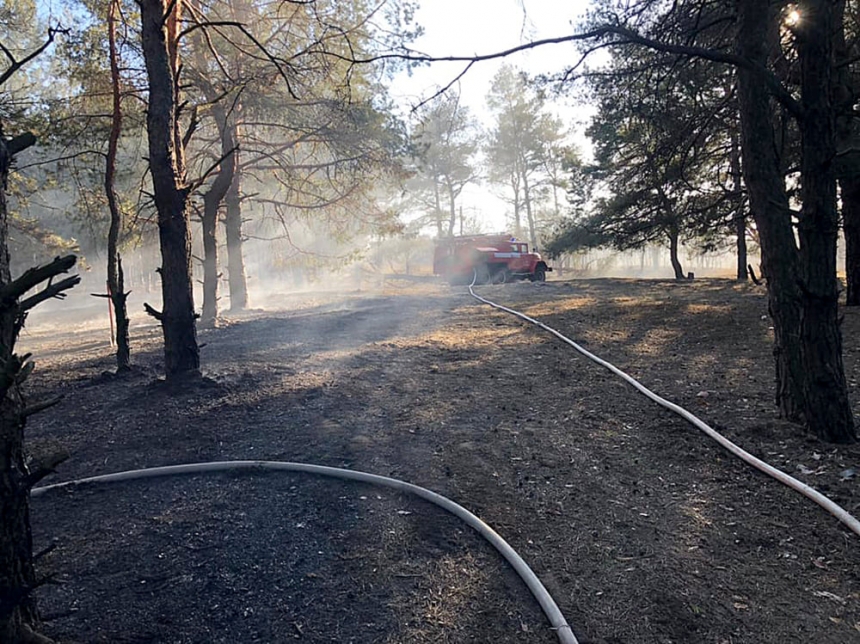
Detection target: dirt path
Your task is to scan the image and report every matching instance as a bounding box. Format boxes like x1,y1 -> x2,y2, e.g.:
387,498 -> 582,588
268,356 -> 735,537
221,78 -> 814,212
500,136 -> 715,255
22,279 -> 860,643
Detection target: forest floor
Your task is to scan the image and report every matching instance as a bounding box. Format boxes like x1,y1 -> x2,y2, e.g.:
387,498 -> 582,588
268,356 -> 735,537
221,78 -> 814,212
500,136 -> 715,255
19,276 -> 860,644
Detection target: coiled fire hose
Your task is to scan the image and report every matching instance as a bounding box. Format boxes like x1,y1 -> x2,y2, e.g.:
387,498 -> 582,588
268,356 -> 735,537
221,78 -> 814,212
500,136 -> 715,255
467,278 -> 860,539
33,461 -> 579,644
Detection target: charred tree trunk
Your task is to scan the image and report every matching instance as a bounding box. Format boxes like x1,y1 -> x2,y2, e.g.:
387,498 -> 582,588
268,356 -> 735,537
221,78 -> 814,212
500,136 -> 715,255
105,0 -> 130,370
736,0 -> 854,442
0,127 -> 79,644
140,0 -> 200,378
225,157 -> 249,312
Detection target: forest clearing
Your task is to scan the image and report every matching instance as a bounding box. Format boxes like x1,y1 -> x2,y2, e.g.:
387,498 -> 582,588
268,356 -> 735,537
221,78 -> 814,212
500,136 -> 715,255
21,278 -> 860,644
6,1 -> 860,642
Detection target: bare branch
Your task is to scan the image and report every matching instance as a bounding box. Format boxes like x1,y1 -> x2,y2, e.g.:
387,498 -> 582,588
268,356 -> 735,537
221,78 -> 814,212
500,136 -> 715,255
178,20 -> 300,98
0,27 -> 66,87
346,25 -> 804,119
188,144 -> 239,193
411,62 -> 475,112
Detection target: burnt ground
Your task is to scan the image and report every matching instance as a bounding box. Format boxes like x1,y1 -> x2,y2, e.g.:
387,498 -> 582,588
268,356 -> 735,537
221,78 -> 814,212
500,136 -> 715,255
18,277 -> 860,644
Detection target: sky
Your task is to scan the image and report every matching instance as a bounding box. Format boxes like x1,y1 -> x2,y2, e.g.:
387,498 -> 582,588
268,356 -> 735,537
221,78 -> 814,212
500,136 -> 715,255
389,0 -> 590,114
387,0 -> 594,234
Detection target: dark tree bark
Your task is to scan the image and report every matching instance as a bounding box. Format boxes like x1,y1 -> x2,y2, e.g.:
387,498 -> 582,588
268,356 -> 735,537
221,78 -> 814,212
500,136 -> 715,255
105,0 -> 130,370
793,0 -> 854,442
0,127 -> 79,644
736,0 -> 806,423
667,225 -> 685,280
736,0 -> 854,442
200,104 -> 237,326
224,154 -> 249,312
734,209 -> 748,281
140,0 -> 200,378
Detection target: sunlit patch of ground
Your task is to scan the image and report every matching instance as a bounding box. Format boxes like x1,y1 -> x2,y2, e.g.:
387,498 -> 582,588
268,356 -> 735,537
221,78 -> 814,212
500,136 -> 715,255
519,296 -> 599,317
384,552 -> 490,643
685,302 -> 735,315
627,328 -> 681,358
677,495 -> 716,545
423,319 -> 522,347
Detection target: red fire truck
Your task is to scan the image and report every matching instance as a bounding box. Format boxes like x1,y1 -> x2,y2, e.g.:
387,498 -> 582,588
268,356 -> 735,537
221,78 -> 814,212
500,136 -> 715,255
433,234 -> 552,284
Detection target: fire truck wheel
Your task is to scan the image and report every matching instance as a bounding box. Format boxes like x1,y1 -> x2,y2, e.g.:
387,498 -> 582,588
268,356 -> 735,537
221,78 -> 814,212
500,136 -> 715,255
532,267 -> 546,282
493,269 -> 509,284
474,265 -> 491,285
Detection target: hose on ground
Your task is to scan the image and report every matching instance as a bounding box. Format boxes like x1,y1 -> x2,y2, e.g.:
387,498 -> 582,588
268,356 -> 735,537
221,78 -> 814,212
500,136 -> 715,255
32,460 -> 579,644
467,281 -> 860,538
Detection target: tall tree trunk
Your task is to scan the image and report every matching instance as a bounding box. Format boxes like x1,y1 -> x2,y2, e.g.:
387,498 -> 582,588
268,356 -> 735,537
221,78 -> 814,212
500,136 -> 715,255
793,0 -> 854,442
225,155 -> 249,312
736,0 -> 806,424
140,0 -> 200,378
105,0 -> 130,371
730,129 -> 748,281
200,104 -> 237,327
736,0 -> 854,442
668,225 -> 685,280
